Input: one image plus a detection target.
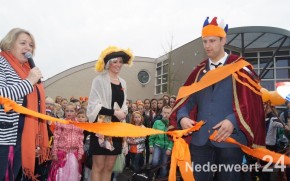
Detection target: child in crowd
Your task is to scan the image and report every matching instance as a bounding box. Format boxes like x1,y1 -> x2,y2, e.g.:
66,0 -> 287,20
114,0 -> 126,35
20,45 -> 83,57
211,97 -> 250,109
55,96 -> 62,104
71,98 -> 81,111
137,102 -> 152,168
76,109 -> 88,122
60,98 -> 68,112
48,103 -> 84,181
45,96 -> 55,117
150,98 -> 158,114
52,103 -> 64,119
81,100 -> 88,110
162,94 -> 170,106
127,111 -> 146,173
76,109 -> 92,181
169,96 -> 176,108
149,105 -> 173,178
154,98 -> 164,120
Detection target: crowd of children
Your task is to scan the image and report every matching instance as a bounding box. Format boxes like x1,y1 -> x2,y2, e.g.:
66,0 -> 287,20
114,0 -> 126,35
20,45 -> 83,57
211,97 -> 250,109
41,95 -> 176,181
29,94 -> 290,180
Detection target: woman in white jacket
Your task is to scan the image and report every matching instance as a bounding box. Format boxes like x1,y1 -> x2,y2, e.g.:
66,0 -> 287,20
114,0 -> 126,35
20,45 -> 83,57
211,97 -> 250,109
87,46 -> 133,181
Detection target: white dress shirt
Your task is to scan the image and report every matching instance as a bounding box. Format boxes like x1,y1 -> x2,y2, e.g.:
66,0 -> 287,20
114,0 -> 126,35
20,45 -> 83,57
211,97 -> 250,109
209,52 -> 228,70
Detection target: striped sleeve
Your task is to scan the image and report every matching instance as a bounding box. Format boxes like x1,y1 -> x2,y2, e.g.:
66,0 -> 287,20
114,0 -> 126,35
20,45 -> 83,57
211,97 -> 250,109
0,57 -> 33,101
0,56 -> 33,145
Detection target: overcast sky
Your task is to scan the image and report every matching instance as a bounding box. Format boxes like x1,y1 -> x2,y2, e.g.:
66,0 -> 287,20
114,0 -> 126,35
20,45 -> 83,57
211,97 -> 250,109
1,0 -> 289,80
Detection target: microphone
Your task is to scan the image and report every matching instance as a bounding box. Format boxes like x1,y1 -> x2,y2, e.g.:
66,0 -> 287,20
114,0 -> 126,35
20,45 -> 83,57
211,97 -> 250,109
24,52 -> 41,84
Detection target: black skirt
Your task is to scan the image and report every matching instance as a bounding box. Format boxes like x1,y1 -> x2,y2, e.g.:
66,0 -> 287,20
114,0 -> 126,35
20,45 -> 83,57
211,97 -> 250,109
89,132 -> 122,155
89,83 -> 124,155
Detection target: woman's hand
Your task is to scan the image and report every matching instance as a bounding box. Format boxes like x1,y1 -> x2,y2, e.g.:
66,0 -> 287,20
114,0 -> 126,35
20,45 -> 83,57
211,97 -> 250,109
52,155 -> 58,161
114,110 -> 126,121
26,67 -> 43,85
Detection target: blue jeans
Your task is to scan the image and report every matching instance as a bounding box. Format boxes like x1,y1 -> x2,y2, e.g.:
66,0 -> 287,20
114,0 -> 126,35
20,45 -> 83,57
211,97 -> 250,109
190,140 -> 244,181
151,145 -> 170,178
130,153 -> 144,173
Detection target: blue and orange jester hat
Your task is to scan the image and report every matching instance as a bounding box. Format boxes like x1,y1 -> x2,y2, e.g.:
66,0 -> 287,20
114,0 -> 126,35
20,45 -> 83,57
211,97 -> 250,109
202,17 -> 228,38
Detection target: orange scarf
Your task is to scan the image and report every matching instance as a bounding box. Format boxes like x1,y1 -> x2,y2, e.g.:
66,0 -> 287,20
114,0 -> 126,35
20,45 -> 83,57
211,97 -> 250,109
0,51 -> 49,180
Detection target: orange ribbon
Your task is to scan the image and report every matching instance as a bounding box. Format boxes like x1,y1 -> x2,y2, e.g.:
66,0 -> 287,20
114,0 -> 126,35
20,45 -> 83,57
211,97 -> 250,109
176,60 -> 251,100
0,96 -> 202,181
2,95 -> 290,180
0,97 -> 68,125
209,131 -> 290,164
166,122 -> 204,181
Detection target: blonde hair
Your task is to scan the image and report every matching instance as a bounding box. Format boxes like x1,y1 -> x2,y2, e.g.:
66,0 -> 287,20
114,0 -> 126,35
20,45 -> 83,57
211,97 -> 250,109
45,96 -> 54,104
131,111 -> 144,125
0,28 -> 36,54
64,102 -> 77,111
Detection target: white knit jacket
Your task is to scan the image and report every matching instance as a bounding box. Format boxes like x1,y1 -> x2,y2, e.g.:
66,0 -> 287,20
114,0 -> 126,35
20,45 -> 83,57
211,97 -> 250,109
87,72 -> 128,122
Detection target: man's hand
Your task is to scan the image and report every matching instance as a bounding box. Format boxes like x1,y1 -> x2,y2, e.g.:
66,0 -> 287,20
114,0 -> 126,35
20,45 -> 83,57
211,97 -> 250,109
150,147 -> 154,154
212,119 -> 234,142
180,117 -> 195,135
180,117 -> 195,129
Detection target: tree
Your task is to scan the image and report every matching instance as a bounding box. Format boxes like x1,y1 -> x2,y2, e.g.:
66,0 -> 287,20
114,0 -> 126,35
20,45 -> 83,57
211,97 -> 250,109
161,35 -> 181,96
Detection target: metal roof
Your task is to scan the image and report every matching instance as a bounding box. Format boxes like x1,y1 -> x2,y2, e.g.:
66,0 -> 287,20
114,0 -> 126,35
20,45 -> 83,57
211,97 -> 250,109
226,26 -> 290,50
225,26 -> 290,79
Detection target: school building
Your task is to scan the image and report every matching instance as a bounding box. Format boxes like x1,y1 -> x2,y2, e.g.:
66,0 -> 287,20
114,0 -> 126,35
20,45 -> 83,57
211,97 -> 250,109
44,26 -> 290,103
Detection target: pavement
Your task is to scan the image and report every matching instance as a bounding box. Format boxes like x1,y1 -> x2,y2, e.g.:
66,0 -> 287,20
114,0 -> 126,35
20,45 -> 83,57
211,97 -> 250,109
114,167 -> 183,181
115,168 -> 134,181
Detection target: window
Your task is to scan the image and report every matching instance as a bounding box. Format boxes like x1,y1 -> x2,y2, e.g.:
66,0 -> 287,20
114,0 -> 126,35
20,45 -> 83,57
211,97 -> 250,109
276,57 -> 290,67
276,68 -> 290,79
137,70 -> 150,84
276,51 -> 289,56
247,58 -> 258,69
156,77 -> 161,84
163,64 -> 168,74
260,58 -> 272,69
260,51 -> 273,57
231,51 -> 241,56
230,50 -> 290,91
260,80 -> 275,91
162,74 -> 168,82
162,84 -> 167,93
156,85 -> 161,94
155,59 -> 169,94
260,69 -> 274,79
244,52 -> 257,57
157,67 -> 162,76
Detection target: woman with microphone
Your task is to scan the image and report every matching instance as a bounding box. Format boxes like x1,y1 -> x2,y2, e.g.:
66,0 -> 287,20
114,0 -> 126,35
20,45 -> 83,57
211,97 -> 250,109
0,28 -> 49,180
